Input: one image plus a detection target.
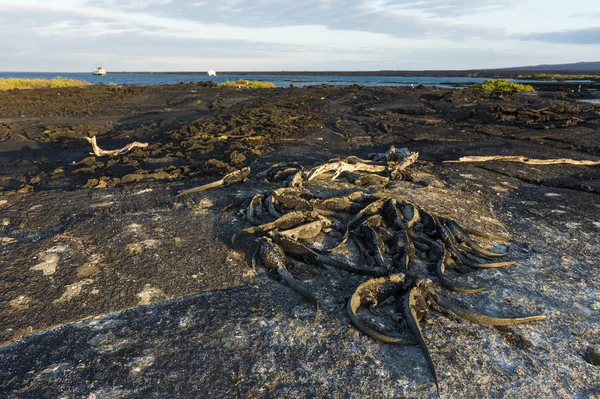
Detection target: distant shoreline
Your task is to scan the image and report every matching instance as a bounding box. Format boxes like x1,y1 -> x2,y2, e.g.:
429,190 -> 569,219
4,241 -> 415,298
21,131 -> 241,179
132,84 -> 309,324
2,70 -> 599,82
106,69 -> 600,78
2,71 -> 598,91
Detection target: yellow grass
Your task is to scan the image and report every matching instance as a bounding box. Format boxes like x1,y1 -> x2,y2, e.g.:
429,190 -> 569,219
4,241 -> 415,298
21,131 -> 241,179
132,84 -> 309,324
219,79 -> 277,89
0,77 -> 91,91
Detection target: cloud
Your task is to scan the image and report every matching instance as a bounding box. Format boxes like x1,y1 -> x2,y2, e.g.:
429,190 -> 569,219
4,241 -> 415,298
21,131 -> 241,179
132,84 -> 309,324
0,7 -> 407,71
79,0 -> 503,41
387,0 -> 519,16
0,10 -> 300,57
516,26 -> 600,45
2,0 -> 598,71
85,0 -> 518,19
1,2 -> 506,56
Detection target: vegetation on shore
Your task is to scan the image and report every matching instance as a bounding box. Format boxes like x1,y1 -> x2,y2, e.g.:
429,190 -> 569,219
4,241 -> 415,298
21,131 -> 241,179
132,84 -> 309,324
0,77 -> 91,91
516,73 -> 600,81
219,79 -> 276,89
474,79 -> 535,93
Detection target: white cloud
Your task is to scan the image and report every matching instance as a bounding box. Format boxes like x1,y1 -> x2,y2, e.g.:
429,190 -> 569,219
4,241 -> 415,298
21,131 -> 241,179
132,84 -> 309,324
1,0 -> 599,71
516,27 -> 600,45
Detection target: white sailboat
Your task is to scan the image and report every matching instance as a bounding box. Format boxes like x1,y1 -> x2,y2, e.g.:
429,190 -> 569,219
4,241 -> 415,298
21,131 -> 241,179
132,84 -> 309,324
207,69 -> 216,76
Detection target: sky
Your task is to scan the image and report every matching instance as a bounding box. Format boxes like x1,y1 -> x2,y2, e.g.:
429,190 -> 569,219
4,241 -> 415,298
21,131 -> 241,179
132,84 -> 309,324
1,0 -> 599,71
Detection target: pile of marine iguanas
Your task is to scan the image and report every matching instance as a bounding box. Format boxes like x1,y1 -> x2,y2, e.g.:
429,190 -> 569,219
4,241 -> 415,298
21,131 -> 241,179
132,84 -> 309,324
178,146 -> 546,396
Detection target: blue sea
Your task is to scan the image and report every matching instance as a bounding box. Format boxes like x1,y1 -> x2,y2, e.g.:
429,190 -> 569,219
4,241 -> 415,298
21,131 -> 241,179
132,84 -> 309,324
1,72 -> 585,88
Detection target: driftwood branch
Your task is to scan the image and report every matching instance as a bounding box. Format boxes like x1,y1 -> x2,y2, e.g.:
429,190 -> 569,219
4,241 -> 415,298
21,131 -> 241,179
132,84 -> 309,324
392,151 -> 419,172
85,136 -> 148,157
307,161 -> 386,181
307,147 -> 419,182
444,156 -> 600,166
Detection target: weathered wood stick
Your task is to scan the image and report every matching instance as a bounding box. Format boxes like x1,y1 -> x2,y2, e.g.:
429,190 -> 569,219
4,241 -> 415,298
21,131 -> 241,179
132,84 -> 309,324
85,136 -> 148,157
444,155 -> 600,166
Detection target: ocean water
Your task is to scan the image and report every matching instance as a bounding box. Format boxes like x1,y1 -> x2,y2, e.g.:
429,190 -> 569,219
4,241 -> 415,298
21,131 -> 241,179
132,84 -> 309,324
0,72 -> 567,88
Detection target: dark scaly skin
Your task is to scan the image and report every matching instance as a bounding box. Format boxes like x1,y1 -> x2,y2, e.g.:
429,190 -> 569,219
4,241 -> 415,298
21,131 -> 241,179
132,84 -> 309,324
257,162 -> 301,179
272,186 -> 312,198
461,250 -> 498,264
455,243 -> 495,261
455,250 -> 515,269
323,228 -> 351,253
348,198 -> 390,230
430,241 -> 485,294
245,194 -> 263,225
177,167 -> 250,197
272,187 -> 314,211
403,282 -> 440,397
278,220 -> 325,241
411,239 -> 431,253
265,195 -> 282,218
346,191 -> 375,203
462,226 -> 510,243
408,230 -> 435,245
383,199 -> 406,230
273,167 -> 300,181
434,294 -> 547,326
324,198 -> 390,253
346,274 -> 415,344
266,211 -> 319,230
401,202 -> 421,229
312,197 -> 364,213
350,230 -> 367,258
255,237 -> 320,323
274,234 -> 382,276
239,182 -> 550,394
445,219 -> 509,258
277,266 -> 321,324
223,167 -> 251,185
390,230 -> 414,272
289,171 -> 304,188
360,214 -> 382,229
232,211 -> 319,244
395,279 -> 545,396
418,208 -> 439,237
256,237 -> 287,269
359,217 -> 387,269
438,225 -> 515,269
272,234 -> 317,259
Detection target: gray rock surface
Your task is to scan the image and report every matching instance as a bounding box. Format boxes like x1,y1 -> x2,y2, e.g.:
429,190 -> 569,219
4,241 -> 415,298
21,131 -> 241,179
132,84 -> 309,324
2,165 -> 599,398
1,85 -> 599,398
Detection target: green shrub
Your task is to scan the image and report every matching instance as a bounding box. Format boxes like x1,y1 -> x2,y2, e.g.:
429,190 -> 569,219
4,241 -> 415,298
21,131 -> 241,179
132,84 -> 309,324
475,79 -> 535,93
0,77 -> 91,91
219,79 -> 276,89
